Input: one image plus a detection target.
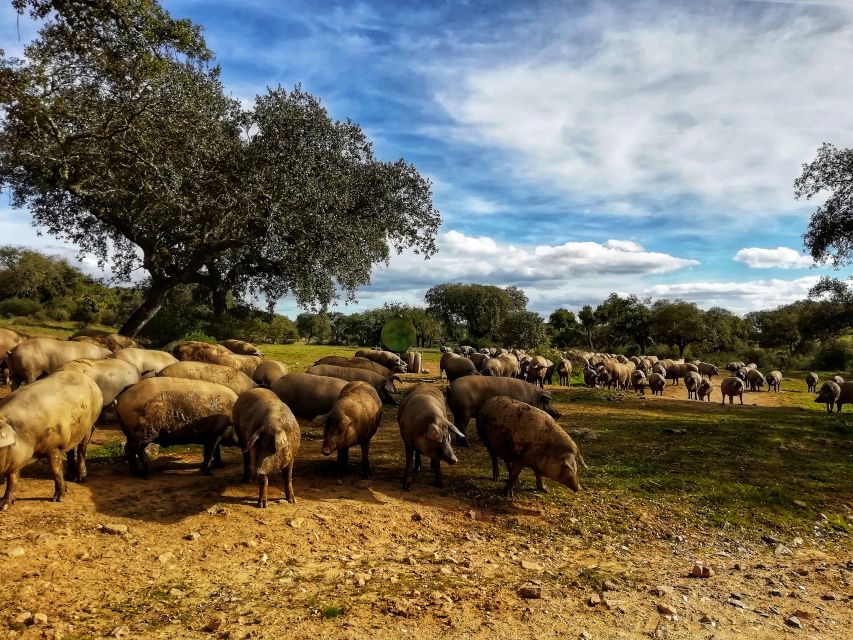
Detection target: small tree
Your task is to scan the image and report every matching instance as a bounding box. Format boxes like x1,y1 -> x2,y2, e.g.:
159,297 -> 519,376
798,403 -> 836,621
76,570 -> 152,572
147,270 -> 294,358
497,311 -> 547,349
578,305 -> 597,350
649,300 -> 705,357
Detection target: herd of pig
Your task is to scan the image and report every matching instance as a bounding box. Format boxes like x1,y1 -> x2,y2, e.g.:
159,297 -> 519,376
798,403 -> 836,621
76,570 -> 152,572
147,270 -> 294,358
0,328 -> 584,512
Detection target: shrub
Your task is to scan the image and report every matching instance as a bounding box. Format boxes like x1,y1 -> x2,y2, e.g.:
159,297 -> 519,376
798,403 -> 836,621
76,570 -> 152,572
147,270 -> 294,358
812,340 -> 852,371
0,297 -> 43,317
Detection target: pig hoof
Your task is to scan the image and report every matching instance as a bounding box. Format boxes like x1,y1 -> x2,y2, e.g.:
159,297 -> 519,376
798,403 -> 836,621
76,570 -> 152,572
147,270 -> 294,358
257,500 -> 267,508
0,498 -> 13,512
212,459 -> 226,469
201,468 -> 214,476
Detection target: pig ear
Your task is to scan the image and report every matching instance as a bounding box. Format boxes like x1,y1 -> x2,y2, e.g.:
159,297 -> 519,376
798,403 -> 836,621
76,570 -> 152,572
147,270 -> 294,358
445,420 -> 464,439
243,429 -> 262,454
426,423 -> 443,443
577,453 -> 588,469
310,413 -> 330,429
0,422 -> 15,449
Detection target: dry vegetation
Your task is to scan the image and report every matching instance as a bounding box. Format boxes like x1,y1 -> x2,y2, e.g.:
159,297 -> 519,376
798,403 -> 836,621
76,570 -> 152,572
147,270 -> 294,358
2,341 -> 852,639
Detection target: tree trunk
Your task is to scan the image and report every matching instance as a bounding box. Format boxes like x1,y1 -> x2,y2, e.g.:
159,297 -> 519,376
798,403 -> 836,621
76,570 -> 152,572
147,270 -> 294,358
678,342 -> 686,357
118,281 -> 172,337
212,287 -> 229,321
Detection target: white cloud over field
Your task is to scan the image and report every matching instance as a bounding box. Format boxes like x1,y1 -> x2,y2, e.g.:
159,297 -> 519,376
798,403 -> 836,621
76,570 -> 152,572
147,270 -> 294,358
734,246 -> 814,269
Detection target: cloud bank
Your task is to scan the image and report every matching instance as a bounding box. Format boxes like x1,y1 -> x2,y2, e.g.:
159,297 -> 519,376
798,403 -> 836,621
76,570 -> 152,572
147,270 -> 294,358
734,246 -> 814,269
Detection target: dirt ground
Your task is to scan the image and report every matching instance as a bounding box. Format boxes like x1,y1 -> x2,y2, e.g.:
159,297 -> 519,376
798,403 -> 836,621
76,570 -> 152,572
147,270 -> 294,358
2,370 -> 852,640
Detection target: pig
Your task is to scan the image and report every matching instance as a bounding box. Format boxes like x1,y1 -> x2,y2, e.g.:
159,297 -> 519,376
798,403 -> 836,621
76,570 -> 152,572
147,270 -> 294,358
173,341 -> 233,361
469,353 -> 490,372
58,358 -> 140,407
720,377 -> 744,405
813,380 -> 853,413
316,381 -> 382,478
697,378 -> 712,401
115,377 -> 238,476
442,356 -> 479,382
746,368 -> 766,392
270,373 -> 347,419
70,327 -> 138,350
684,371 -> 702,400
252,360 -> 289,387
557,359 -> 572,386
648,372 -> 666,396
220,339 -> 263,356
0,370 -> 102,511
833,375 -> 844,385
397,384 -> 463,490
583,366 -> 598,387
232,388 -> 300,507
114,348 -> 178,377
354,349 -> 407,373
631,369 -> 647,394
445,376 -> 560,444
476,397 -> 585,498
307,364 -> 396,404
158,361 -> 256,395
0,327 -> 29,384
207,353 -> 263,377
696,362 -> 719,379
767,370 -> 782,393
314,356 -> 396,381
7,338 -> 111,388
805,372 -> 819,393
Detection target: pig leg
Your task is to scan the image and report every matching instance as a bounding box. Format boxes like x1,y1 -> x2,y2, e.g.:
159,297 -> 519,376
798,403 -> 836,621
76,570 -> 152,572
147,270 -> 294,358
503,461 -> 524,498
48,448 -> 67,502
414,449 -> 422,472
136,442 -> 151,477
403,444 -> 415,490
257,473 -> 268,508
73,435 -> 90,483
283,464 -> 296,504
451,412 -> 469,446
242,450 -> 252,482
336,447 -> 349,474
125,439 -> 142,476
201,441 -> 216,476
0,471 -> 19,511
432,460 -> 443,488
359,441 -> 371,479
534,472 -> 547,492
212,444 -> 225,468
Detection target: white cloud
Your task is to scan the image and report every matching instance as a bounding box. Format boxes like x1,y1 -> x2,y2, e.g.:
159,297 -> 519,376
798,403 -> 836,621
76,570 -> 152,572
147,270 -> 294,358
733,246 -> 814,268
605,239 -> 643,252
645,276 -> 821,312
435,2 -> 853,215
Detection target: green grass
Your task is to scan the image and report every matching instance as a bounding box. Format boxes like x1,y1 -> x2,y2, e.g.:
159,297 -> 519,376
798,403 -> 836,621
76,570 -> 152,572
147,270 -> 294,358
319,605 -> 345,619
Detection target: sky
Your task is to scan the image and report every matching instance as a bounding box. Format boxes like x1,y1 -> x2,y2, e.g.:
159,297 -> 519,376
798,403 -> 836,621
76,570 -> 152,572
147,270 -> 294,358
2,0 -> 853,317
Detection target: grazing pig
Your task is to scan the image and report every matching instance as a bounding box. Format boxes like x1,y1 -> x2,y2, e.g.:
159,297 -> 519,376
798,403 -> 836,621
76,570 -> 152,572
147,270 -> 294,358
0,371 -> 102,511
767,370 -> 783,393
0,327 -> 28,384
648,372 -> 666,396
805,372 -> 819,393
7,338 -> 111,388
207,354 -> 263,377
114,348 -> 178,377
833,375 -> 844,385
684,371 -> 701,400
116,377 -> 238,476
441,356 -> 479,382
746,368 -> 766,392
354,349 -> 407,373
232,388 -> 300,507
173,341 -> 233,361
813,380 -> 853,412
631,369 -> 647,394
557,359 -> 572,386
720,377 -> 744,405
476,397 -> 585,497
221,339 -> 263,356
58,358 -> 140,407
252,360 -> 289,386
469,353 -> 490,372
271,373 -> 348,419
315,356 -> 395,381
397,384 -> 463,490
158,361 -> 256,395
307,364 -> 396,404
445,376 -> 560,444
71,334 -> 137,351
583,366 -> 598,387
697,378 -> 712,401
696,362 -> 719,378
317,381 -> 382,478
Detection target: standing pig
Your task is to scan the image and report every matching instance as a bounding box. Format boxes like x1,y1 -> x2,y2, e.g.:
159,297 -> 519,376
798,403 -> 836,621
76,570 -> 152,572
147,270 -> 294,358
7,338 -> 111,387
767,370 -> 783,393
316,381 -> 383,478
0,371 -> 103,511
307,364 -> 396,404
114,348 -> 178,377
158,361 -> 256,395
252,360 -> 289,387
354,349 -> 407,373
445,376 -> 561,444
720,377 -> 744,405
270,373 -> 347,419
220,339 -> 263,356
116,377 -> 238,476
232,388 -> 301,507
0,327 -> 28,384
397,384 -> 463,490
631,369 -> 647,394
805,372 -> 819,393
697,378 -> 712,401
813,380 -> 853,412
557,359 -> 572,386
476,397 -> 585,498
58,358 -> 140,407
684,371 -> 701,400
648,372 -> 666,396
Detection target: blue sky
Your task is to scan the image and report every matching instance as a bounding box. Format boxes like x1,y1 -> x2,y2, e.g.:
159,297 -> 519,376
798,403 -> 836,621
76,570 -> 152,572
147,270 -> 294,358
2,0 -> 853,316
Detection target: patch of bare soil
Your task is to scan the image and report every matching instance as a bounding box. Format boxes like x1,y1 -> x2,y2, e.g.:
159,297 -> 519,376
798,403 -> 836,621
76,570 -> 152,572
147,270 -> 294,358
1,378 -> 851,640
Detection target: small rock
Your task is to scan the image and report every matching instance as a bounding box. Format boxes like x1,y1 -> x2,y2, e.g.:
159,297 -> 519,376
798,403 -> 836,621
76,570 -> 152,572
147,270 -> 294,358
183,532 -> 200,541
519,585 -> 542,599
657,603 -> 677,616
411,513 -> 423,522
100,524 -> 128,536
13,612 -> 33,626
288,518 -> 304,529
785,615 -> 802,629
169,588 -> 185,598
32,613 -> 48,626
465,510 -> 477,520
762,534 -> 781,545
652,585 -> 673,596
794,500 -> 807,509
792,609 -> 812,620
579,633 -> 592,640
602,598 -> 619,611
728,597 -> 748,609
690,563 -> 715,578
699,614 -> 716,626
663,428 -> 686,435
157,551 -> 175,564
404,556 -> 418,566
602,580 -> 617,591
521,559 -> 543,571
774,544 -> 792,556
439,567 -> 452,575
110,625 -> 131,638
588,594 -> 601,606
821,593 -> 838,601
769,589 -> 784,597
203,615 -> 225,632
6,546 -> 25,558
792,537 -> 803,547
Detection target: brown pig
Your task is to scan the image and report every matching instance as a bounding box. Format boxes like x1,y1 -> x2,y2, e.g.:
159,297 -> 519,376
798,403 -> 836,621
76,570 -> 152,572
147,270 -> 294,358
307,364 -> 396,404
232,388 -> 301,507
476,397 -> 585,498
397,384 -> 463,490
252,360 -> 289,386
158,361 -> 256,395
720,377 -> 744,405
0,370 -> 103,511
58,358 -> 140,406
270,373 -> 347,419
316,381 -> 382,478
314,356 -> 396,381
220,339 -> 263,356
7,338 -> 111,387
114,348 -> 178,377
814,380 -> 853,412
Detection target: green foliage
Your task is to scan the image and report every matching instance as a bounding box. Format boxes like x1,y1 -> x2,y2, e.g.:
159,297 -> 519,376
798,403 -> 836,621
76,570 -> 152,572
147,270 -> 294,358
425,283 -> 527,341
320,605 -> 344,619
0,296 -> 43,317
649,299 -> 706,357
296,312 -> 332,345
547,307 -> 582,348
496,310 -> 546,349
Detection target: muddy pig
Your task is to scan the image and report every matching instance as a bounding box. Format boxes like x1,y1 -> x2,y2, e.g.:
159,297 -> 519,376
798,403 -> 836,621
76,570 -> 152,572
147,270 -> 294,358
316,381 -> 382,478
